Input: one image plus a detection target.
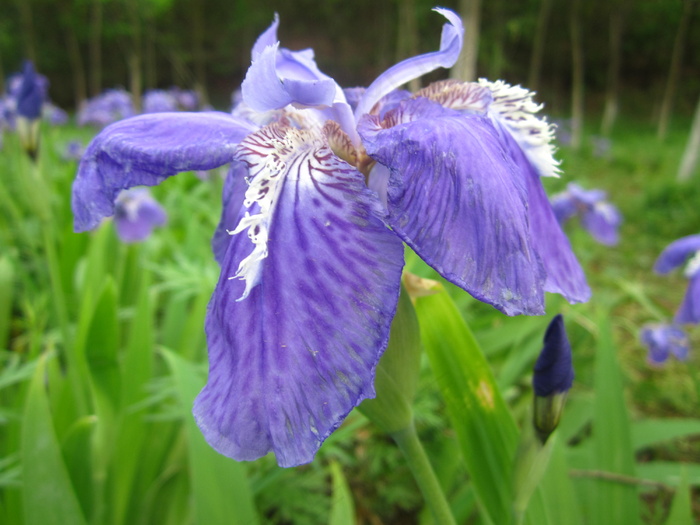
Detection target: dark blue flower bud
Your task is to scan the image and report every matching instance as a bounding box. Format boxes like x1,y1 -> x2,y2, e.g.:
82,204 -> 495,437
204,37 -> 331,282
533,314 -> 573,444
533,314 -> 574,396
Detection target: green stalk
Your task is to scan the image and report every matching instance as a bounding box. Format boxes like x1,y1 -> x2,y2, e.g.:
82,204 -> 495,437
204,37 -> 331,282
390,424 -> 457,525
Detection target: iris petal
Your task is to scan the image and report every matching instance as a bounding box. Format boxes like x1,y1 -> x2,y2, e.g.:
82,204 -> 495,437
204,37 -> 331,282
194,124 -> 405,467
72,112 -> 255,232
355,8 -> 463,118
654,234 -> 700,274
211,162 -> 250,265
676,273 -> 700,324
360,97 -> 546,316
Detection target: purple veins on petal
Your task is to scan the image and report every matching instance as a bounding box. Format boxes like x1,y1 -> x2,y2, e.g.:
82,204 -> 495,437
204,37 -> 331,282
640,323 -> 690,365
675,272 -> 700,325
194,123 -> 404,467
113,188 -> 167,242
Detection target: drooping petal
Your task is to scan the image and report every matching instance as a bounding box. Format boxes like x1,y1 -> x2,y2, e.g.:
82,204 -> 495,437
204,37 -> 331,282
502,132 -> 591,303
360,97 -> 546,315
72,112 -> 255,232
549,192 -> 578,224
675,273 -> 700,324
355,8 -> 463,118
640,323 -> 690,364
194,123 -> 405,467
654,234 -> 700,274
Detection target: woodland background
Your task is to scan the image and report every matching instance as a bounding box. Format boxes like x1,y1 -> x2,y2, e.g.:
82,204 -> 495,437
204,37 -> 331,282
1,0 -> 700,141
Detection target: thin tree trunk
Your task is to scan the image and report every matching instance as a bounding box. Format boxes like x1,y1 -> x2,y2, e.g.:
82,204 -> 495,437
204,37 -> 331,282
570,0 -> 585,150
15,0 -> 37,64
191,0 -> 209,107
657,0 -> 693,141
450,0 -> 481,82
89,0 -> 103,96
65,24 -> 87,108
126,0 -> 142,112
396,0 -> 420,92
528,0 -> 553,93
678,94 -> 700,181
600,1 -> 628,136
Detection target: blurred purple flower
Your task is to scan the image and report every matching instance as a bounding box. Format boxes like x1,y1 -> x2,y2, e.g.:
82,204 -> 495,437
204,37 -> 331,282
550,182 -> 622,245
44,102 -> 69,125
142,89 -> 179,113
170,88 -> 199,111
655,234 -> 700,324
63,140 -> 85,162
113,188 -> 167,243
78,89 -> 135,127
72,9 -> 589,467
640,323 -> 689,365
15,60 -> 48,120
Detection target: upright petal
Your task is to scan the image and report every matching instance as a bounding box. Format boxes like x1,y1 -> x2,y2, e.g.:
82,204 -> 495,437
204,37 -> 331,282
355,8 -> 463,118
72,112 -> 255,232
194,124 -> 405,467
654,234 -> 700,274
360,97 -> 546,315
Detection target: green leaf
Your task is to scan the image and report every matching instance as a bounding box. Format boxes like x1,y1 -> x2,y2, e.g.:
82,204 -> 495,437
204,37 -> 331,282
329,460 -> 355,525
632,419 -> 700,452
22,356 -> 88,525
0,255 -> 14,349
589,310 -> 641,524
663,467 -> 693,525
636,461 -> 700,487
163,349 -> 259,525
416,290 -> 518,525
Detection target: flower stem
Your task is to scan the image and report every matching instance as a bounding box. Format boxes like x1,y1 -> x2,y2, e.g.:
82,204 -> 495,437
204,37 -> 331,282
391,424 -> 457,525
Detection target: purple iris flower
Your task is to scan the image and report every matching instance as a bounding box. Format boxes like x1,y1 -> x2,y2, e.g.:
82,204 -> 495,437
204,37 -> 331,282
550,182 -> 622,245
63,140 -> 85,162
113,188 -> 167,243
143,89 -> 179,113
78,88 -> 135,127
15,60 -> 47,120
640,323 -> 689,365
654,234 -> 700,324
71,9 -> 589,467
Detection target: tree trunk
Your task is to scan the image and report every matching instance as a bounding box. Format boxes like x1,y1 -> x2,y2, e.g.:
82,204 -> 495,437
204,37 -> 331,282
65,23 -> 88,108
396,0 -> 420,92
15,0 -> 37,64
126,0 -> 143,112
569,0 -> 585,150
600,0 -> 628,136
678,94 -> 700,181
450,0 -> 481,82
528,0 -> 553,93
657,0 -> 694,141
191,0 -> 209,107
89,0 -> 103,97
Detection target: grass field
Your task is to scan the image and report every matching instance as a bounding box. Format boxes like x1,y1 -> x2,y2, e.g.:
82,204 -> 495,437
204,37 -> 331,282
0,113 -> 698,525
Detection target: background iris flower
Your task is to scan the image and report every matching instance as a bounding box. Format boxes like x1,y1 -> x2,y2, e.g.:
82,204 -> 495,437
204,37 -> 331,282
551,182 -> 622,246
654,233 -> 700,324
640,323 -> 690,364
113,188 -> 167,243
72,8 -> 588,467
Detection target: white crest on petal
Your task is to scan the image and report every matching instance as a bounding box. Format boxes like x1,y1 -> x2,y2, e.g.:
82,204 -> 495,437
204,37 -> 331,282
684,250 -> 700,279
478,78 -> 561,178
231,122 -> 320,300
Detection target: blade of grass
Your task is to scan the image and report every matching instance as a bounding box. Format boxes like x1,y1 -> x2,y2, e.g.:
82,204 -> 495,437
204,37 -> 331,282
163,349 -> 259,525
21,355 -> 88,525
590,309 -> 640,524
329,460 -> 355,525
663,467 -> 692,525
